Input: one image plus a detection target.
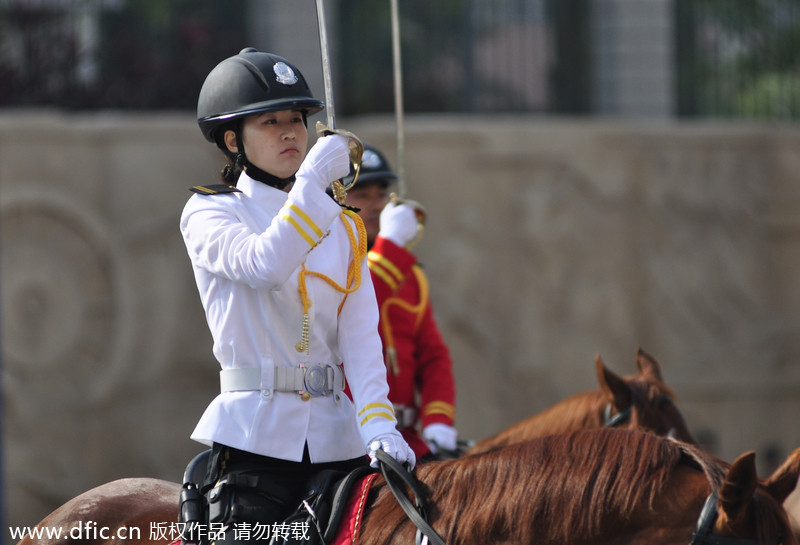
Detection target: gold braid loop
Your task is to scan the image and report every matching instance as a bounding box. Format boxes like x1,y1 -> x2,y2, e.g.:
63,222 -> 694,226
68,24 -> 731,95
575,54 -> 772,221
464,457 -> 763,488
297,211 -> 369,351
379,266 -> 429,375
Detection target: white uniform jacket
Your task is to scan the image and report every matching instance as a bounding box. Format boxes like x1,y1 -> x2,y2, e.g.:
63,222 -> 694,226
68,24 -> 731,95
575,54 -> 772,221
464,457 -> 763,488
180,173 -> 398,463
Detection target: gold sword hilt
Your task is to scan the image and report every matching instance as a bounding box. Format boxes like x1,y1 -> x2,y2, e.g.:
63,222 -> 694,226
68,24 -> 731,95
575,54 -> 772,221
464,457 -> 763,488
316,121 -> 364,205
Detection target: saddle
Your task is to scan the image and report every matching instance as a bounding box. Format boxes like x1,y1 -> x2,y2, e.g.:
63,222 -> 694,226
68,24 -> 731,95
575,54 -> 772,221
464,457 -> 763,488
177,450 -> 374,545
277,465 -> 373,545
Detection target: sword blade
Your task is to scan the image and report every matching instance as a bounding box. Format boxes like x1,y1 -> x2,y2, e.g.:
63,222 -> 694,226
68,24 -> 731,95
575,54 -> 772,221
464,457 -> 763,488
315,0 -> 336,129
390,0 -> 406,198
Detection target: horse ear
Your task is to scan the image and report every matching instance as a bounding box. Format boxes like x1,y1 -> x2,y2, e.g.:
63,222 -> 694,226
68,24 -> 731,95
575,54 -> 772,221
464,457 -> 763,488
763,447 -> 800,504
719,451 -> 758,521
596,354 -> 631,408
635,347 -> 664,381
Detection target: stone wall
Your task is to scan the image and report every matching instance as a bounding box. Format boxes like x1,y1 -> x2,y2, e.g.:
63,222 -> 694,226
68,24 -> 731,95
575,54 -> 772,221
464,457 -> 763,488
348,116 -> 800,464
2,111 -> 799,537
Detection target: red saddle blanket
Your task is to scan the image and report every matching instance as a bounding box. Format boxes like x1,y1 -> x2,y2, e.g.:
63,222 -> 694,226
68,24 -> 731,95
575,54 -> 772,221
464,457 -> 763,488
330,473 -> 378,545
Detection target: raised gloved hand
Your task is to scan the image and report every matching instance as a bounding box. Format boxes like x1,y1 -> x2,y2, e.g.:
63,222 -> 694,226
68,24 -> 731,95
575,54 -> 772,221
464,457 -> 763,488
422,423 -> 458,454
368,430 -> 416,470
295,134 -> 351,192
379,201 -> 419,247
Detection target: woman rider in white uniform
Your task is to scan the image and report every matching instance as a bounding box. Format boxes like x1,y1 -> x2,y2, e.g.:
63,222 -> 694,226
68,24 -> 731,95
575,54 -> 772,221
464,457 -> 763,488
180,48 -> 414,542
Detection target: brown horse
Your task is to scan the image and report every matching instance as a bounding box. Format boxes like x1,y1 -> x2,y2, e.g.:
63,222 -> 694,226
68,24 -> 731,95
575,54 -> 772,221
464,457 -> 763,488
16,429 -> 800,545
468,347 -> 696,454
16,478 -> 181,545
364,429 -> 800,545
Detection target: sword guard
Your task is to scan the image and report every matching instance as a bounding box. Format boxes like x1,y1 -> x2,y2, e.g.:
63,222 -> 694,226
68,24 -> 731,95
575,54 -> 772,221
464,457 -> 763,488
316,121 -> 364,205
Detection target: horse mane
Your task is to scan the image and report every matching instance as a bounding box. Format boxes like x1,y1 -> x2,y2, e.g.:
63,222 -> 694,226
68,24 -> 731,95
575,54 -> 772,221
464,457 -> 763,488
469,390 -> 609,451
524,389 -> 609,433
365,429 -> 715,544
472,372 -> 680,452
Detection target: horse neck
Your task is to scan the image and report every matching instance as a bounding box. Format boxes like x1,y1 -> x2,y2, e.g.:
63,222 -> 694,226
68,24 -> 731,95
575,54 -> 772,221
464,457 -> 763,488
626,463 -> 712,544
534,390 -> 606,432
363,431 -> 722,545
472,390 -> 605,452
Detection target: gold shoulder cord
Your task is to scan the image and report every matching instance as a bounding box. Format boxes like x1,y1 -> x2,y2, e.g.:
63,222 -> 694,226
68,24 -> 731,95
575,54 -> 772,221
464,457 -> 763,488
295,124 -> 366,356
296,213 -> 367,354
380,265 -> 429,376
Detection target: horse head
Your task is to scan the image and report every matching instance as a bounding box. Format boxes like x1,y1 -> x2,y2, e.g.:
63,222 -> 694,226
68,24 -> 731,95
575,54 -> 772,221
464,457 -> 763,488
692,447 -> 800,545
467,347 -> 696,454
597,347 -> 696,444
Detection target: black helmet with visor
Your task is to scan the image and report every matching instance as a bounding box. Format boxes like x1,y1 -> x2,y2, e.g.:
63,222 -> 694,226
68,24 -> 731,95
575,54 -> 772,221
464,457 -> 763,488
197,48 -> 324,146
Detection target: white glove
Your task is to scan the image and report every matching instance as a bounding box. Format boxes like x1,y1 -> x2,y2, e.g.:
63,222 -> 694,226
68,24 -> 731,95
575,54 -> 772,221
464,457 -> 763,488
368,431 -> 416,470
294,134 -> 351,192
422,423 -> 458,454
379,202 -> 419,247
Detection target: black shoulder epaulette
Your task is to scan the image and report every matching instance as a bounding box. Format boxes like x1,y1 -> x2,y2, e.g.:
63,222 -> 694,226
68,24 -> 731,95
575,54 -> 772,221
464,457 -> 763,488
189,184 -> 242,195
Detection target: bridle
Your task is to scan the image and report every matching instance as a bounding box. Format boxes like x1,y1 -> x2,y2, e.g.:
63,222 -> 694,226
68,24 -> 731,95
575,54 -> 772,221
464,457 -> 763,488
603,403 -> 632,427
603,406 -> 784,545
690,491 -> 783,545
603,394 -> 675,430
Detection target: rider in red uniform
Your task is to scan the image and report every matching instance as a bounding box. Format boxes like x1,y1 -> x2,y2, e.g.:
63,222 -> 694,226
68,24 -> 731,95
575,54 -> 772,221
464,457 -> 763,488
343,145 -> 457,461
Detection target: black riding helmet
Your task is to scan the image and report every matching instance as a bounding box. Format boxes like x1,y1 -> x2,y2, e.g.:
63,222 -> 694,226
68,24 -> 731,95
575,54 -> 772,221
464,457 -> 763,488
197,48 -> 324,146
342,144 -> 398,189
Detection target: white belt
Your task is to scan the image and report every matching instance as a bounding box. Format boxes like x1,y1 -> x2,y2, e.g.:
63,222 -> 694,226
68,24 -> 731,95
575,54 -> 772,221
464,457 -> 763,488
394,405 -> 418,428
220,365 -> 344,398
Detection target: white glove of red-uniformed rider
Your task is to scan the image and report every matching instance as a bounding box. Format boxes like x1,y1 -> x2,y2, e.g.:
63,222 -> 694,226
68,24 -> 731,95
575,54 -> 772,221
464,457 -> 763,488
294,134 -> 351,192
379,201 -> 419,247
422,423 -> 458,454
368,430 -> 416,470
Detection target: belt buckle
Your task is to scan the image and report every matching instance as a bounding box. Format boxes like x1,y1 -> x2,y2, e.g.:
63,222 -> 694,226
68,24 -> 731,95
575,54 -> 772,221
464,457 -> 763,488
304,364 -> 328,397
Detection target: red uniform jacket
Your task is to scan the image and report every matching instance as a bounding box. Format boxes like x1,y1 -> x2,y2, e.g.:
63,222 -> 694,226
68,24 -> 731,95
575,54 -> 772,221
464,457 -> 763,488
365,236 -> 456,458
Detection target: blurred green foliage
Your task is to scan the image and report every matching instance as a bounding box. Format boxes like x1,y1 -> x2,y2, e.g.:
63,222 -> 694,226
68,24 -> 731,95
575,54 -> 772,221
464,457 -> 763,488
678,0 -> 800,120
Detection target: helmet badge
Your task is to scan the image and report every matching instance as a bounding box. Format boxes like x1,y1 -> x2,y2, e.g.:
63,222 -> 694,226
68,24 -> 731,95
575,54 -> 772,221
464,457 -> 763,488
274,62 -> 298,86
362,149 -> 382,169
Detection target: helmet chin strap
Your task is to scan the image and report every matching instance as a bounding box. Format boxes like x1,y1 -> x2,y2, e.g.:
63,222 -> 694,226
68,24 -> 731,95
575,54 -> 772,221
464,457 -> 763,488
234,130 -> 295,190
243,158 -> 295,189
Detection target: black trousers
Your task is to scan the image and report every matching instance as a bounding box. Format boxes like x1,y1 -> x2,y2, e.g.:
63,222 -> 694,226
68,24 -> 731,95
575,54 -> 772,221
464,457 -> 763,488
204,443 -> 367,544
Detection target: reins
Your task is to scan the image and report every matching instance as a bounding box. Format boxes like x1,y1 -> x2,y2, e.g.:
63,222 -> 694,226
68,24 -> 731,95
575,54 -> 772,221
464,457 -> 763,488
374,449 -> 446,545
